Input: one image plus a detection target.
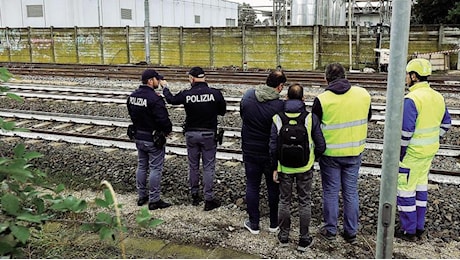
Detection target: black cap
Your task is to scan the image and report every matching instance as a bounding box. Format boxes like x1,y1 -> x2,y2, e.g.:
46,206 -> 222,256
188,67 -> 205,78
141,69 -> 163,82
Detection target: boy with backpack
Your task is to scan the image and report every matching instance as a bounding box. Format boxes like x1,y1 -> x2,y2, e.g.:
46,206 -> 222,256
269,84 -> 326,252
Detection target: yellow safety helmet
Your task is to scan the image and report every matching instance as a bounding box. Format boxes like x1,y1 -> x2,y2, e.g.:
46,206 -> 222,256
406,58 -> 432,76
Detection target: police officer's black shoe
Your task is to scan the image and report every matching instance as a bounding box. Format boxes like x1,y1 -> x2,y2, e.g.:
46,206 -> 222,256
137,196 -> 148,206
148,199 -> 172,210
395,229 -> 417,242
204,198 -> 221,211
192,194 -> 201,206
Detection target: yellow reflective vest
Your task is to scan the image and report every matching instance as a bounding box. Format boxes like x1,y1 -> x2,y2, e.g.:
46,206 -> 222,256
317,86 -> 370,156
273,112 -> 315,173
405,82 -> 446,158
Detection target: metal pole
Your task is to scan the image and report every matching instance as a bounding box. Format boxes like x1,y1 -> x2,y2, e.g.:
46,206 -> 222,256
144,0 -> 151,64
97,0 -> 101,27
375,0 -> 412,258
348,0 -> 352,70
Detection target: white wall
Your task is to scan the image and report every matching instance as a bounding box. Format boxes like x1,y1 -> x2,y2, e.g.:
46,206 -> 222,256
0,0 -> 238,28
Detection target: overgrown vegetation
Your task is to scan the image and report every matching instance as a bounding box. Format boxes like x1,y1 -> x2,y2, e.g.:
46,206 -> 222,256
412,0 -> 460,24
0,68 -> 162,258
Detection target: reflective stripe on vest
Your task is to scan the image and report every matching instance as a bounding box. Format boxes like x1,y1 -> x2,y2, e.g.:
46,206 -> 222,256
405,82 -> 445,158
273,112 -> 315,173
318,86 -> 370,156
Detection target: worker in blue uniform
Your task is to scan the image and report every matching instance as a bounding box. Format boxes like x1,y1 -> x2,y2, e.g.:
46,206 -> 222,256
396,58 -> 452,241
127,69 -> 173,210
162,67 -> 226,211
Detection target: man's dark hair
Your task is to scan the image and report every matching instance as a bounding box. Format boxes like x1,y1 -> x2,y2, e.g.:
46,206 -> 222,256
266,70 -> 287,88
409,71 -> 428,82
325,63 -> 346,83
287,84 -> 304,100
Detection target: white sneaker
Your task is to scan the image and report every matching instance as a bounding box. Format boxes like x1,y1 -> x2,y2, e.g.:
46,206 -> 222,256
244,220 -> 260,235
269,226 -> 279,233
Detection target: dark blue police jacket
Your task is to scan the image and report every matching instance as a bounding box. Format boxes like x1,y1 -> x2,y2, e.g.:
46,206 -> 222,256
127,85 -> 172,141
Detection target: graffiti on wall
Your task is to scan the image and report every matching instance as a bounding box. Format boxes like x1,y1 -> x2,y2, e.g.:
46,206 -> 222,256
76,34 -> 97,45
0,29 -> 23,51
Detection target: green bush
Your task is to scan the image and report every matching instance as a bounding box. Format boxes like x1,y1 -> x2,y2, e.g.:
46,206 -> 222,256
0,68 -> 162,258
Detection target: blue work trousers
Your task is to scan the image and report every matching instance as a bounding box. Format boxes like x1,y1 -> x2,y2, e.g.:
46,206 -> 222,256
185,131 -> 217,201
319,154 -> 361,236
244,153 -> 279,229
135,139 -> 165,203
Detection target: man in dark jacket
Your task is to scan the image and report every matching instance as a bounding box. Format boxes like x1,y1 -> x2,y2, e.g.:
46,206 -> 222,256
240,70 -> 286,234
127,69 -> 173,210
163,67 -> 226,211
269,83 -> 326,251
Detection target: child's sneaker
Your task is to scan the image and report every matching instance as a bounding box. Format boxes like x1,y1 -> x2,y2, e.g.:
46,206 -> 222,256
278,238 -> 289,247
297,237 -> 314,252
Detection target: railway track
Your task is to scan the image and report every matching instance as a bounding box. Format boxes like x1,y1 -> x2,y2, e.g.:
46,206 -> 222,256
1,109 -> 459,177
2,62 -> 460,92
2,83 -> 460,123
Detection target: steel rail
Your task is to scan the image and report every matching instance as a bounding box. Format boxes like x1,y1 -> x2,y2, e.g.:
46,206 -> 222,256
2,62 -> 460,92
1,129 -> 458,181
1,109 -> 458,158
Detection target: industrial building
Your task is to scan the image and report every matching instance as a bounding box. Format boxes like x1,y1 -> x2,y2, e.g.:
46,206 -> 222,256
0,0 -> 239,28
269,0 -> 391,26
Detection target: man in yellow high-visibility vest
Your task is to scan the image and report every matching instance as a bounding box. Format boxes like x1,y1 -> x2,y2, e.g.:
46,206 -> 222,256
312,63 -> 372,245
396,58 -> 451,241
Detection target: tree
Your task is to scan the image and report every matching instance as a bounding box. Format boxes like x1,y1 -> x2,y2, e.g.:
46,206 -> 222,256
238,3 -> 258,26
447,2 -> 460,24
412,0 -> 460,24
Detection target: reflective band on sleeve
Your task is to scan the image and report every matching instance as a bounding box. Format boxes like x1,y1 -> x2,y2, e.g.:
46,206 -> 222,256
401,139 -> 410,146
401,130 -> 413,137
440,129 -> 447,136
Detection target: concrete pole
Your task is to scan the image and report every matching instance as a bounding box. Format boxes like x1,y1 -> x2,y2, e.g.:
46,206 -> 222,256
144,0 -> 151,64
348,0 -> 353,71
375,0 -> 411,258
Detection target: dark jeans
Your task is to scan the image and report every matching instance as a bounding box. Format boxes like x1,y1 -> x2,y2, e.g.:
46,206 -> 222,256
278,170 -> 313,241
185,131 -> 217,201
244,153 -> 279,229
319,155 -> 362,236
135,139 -> 165,203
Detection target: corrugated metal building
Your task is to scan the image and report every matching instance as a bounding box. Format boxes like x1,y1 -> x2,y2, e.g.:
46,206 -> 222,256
290,0 -> 346,26
288,0 -> 391,26
0,0 -> 239,28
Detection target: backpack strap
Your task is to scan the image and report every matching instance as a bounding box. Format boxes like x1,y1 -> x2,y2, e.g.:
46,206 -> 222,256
278,111 -> 308,125
278,112 -> 290,125
297,111 -> 308,124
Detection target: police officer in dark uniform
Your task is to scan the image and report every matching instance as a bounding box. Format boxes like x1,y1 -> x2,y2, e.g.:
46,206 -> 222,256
162,66 -> 226,211
127,69 -> 173,210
